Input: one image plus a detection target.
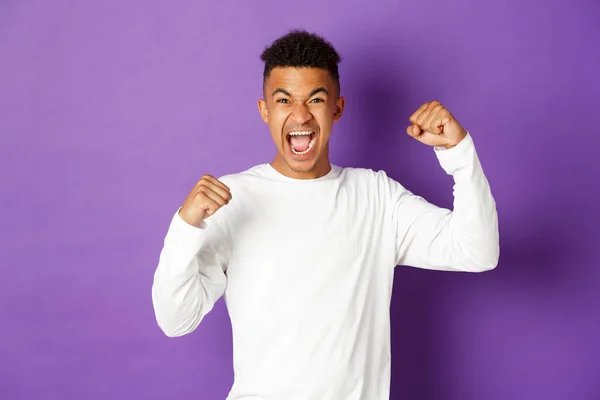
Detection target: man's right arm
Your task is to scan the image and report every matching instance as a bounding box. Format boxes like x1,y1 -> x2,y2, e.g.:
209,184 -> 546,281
152,175 -> 232,337
151,210 -> 229,337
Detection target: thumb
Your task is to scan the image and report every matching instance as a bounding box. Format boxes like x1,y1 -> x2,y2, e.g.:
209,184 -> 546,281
406,125 -> 444,146
406,125 -> 421,138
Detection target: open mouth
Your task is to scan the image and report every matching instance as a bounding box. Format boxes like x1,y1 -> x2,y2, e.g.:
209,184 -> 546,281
287,130 -> 316,156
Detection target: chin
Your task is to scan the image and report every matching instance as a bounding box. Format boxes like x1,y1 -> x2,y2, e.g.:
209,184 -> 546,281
286,158 -> 319,173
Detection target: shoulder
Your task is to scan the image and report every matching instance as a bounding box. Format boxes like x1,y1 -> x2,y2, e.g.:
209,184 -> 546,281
340,166 -> 412,200
339,166 -> 397,186
216,164 -> 270,186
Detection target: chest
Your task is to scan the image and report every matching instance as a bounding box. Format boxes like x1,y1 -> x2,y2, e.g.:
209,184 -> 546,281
228,186 -> 374,271
222,187 -> 394,310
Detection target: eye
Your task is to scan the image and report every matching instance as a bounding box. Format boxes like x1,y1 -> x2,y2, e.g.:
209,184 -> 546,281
277,98 -> 290,104
310,98 -> 325,103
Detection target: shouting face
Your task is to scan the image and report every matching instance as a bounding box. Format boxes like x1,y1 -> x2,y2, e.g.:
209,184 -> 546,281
258,67 -> 345,179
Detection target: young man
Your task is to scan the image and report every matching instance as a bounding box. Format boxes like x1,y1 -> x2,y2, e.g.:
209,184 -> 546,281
152,30 -> 499,400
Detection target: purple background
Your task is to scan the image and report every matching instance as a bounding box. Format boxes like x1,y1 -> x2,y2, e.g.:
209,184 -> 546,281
1,1 -> 599,399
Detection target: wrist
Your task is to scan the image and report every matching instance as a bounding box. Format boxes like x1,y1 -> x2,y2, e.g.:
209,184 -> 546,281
444,130 -> 468,149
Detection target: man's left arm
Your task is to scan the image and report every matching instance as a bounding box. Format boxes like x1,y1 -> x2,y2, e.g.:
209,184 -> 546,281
393,101 -> 499,272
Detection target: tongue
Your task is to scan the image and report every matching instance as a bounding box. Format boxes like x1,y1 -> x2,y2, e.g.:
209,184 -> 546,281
290,135 -> 311,152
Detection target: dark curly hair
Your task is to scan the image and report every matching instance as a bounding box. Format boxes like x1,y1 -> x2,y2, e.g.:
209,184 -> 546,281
260,29 -> 341,93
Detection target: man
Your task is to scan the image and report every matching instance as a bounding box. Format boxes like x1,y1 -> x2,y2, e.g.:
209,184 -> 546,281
152,30 -> 499,400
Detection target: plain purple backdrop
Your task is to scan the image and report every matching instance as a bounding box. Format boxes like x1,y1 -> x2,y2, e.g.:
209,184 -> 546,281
1,1 -> 599,399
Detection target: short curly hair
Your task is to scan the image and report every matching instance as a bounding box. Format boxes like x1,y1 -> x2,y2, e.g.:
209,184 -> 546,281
260,29 -> 341,93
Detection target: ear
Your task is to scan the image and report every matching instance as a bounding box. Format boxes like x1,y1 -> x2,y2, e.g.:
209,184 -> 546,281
257,99 -> 269,124
333,96 -> 345,122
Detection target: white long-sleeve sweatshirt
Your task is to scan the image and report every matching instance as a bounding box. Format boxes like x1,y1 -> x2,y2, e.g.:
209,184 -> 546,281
152,133 -> 499,400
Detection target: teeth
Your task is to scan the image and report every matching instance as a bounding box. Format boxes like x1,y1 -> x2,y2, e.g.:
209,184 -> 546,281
288,131 -> 313,136
291,137 -> 316,155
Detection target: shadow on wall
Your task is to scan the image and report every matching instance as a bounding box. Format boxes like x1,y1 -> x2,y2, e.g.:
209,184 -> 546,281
342,46 -> 442,400
339,43 -> 587,399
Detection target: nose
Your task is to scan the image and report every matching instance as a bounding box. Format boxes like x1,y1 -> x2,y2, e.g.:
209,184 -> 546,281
290,102 -> 312,125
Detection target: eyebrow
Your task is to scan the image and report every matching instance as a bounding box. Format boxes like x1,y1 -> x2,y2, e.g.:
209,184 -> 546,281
272,87 -> 329,97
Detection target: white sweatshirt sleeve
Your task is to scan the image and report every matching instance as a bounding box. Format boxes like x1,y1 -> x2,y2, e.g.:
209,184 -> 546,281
392,133 -> 499,272
152,209 -> 229,337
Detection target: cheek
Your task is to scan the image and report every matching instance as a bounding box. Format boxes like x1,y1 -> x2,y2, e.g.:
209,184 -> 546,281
267,111 -> 287,142
314,108 -> 334,129
268,108 -> 287,128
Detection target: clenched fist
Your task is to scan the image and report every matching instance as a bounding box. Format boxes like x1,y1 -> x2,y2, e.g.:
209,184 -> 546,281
406,101 -> 468,149
178,175 -> 232,227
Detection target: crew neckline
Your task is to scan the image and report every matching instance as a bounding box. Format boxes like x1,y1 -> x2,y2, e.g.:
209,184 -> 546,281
255,163 -> 341,182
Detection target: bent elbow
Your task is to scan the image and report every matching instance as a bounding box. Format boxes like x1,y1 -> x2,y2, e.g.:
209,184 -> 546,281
467,243 -> 500,273
485,249 -> 500,271
152,289 -> 203,338
157,321 -> 182,338
158,322 -> 192,338
473,258 -> 498,272
155,310 -> 201,338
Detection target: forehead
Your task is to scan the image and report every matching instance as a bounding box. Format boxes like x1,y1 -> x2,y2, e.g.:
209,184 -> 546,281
265,67 -> 334,93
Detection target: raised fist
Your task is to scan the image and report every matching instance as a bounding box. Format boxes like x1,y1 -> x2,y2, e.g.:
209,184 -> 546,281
178,175 -> 232,227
